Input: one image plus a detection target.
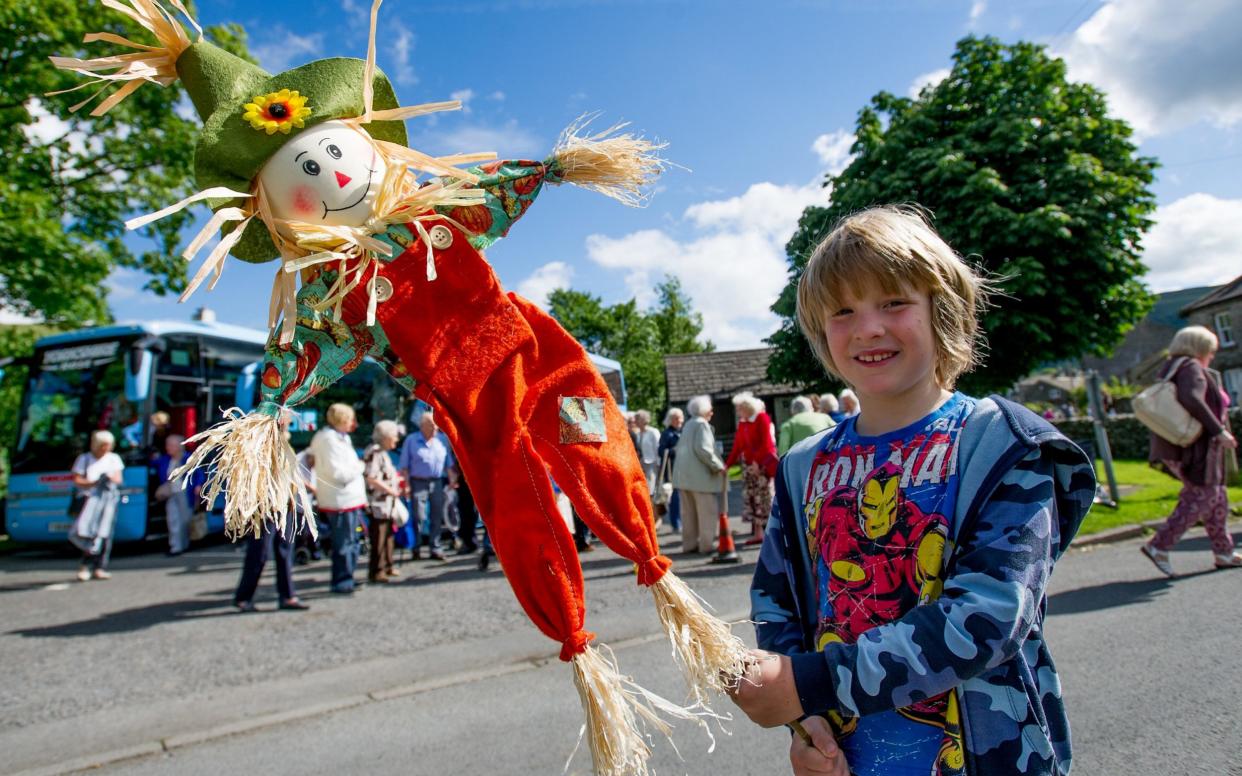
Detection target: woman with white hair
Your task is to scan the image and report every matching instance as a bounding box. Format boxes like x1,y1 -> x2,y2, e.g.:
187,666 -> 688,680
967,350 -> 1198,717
838,388 -> 860,418
310,403 -> 367,594
1142,325 -> 1241,575
820,392 -> 844,423
69,430 -> 125,581
364,419 -> 406,583
725,392 -> 778,546
672,395 -> 727,554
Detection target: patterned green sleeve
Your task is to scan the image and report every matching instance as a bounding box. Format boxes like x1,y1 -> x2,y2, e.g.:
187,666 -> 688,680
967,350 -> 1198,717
257,269 -> 377,413
434,158 -> 562,251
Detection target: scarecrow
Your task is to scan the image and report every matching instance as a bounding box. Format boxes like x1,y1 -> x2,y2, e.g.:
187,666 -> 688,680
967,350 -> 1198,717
51,2 -> 751,773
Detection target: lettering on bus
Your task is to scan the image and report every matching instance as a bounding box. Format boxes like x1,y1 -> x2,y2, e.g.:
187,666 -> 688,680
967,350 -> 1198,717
40,341 -> 119,372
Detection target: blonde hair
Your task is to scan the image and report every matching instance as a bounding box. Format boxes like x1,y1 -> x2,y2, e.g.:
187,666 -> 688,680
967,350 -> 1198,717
1168,325 -> 1218,359
326,403 -> 356,430
796,205 -> 988,389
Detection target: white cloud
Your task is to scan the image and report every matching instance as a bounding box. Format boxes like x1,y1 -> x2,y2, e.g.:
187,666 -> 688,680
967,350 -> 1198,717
387,21 -> 417,86
516,261 -> 575,308
489,91 -> 506,101
0,307 -> 39,325
1058,0 -> 1242,137
414,120 -> 543,157
251,28 -> 323,74
969,0 -> 987,26
908,68 -> 950,99
585,179 -> 830,349
1141,193 -> 1242,291
450,88 -> 475,112
810,129 -> 855,175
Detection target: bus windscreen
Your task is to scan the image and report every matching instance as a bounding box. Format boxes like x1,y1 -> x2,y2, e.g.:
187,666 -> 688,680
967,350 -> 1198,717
12,338 -> 142,474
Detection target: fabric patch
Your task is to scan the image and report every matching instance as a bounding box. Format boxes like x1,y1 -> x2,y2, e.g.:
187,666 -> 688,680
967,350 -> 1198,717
559,397 -> 607,443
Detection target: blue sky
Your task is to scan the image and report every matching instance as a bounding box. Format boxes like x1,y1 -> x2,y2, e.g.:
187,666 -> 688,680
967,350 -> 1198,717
100,0 -> 1242,349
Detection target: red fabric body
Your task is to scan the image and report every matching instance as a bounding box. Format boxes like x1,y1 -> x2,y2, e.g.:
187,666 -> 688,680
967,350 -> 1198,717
370,219 -> 670,658
726,412 -> 778,475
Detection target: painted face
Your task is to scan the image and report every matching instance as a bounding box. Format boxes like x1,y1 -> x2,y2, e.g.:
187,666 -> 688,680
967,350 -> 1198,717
258,120 -> 387,227
858,474 -> 900,539
823,281 -> 940,408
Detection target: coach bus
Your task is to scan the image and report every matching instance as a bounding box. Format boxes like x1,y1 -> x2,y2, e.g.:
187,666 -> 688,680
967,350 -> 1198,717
4,316 -> 627,544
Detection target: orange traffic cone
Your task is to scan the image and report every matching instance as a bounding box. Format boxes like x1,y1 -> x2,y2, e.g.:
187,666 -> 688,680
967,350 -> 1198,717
710,477 -> 740,564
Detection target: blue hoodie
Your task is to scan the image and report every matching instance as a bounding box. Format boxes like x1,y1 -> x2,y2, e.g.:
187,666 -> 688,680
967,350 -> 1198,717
751,396 -> 1095,775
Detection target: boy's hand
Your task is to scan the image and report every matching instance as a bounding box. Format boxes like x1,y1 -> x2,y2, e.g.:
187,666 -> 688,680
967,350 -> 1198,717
791,716 -> 849,776
727,649 -> 805,727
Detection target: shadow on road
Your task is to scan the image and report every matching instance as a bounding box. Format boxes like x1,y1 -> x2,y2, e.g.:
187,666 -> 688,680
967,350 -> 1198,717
1048,568 -> 1217,615
7,597 -> 232,638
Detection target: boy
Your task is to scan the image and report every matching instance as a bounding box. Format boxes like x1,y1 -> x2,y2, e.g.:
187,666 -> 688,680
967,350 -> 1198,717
730,206 -> 1095,776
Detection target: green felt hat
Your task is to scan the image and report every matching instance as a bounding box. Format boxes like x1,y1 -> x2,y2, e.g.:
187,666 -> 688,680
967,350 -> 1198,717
175,39 -> 409,264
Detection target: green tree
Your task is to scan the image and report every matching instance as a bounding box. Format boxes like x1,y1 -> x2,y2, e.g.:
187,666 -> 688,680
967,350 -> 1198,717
548,278 -> 713,411
770,36 -> 1157,394
0,0 -> 256,325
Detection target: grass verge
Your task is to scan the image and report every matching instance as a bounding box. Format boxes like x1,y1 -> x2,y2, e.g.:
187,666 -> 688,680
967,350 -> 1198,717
1080,459 -> 1242,536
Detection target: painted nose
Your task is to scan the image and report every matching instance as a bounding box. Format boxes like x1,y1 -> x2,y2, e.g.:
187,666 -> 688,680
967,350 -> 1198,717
334,171 -> 352,188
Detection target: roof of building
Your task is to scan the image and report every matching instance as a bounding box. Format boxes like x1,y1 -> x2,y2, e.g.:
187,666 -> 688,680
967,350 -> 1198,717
1181,274 -> 1242,315
664,347 -> 808,403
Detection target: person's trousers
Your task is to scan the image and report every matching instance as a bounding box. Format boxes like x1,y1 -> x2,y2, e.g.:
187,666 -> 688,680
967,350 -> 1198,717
234,525 -> 295,603
456,477 -> 479,550
368,517 -> 394,580
82,538 -> 112,571
326,508 -> 362,591
166,493 -> 192,554
667,489 -> 682,531
409,478 -> 447,553
1151,480 -> 1234,555
679,489 -> 719,554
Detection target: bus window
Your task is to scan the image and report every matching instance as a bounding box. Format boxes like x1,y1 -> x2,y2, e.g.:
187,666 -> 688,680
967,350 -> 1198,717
12,338 -> 141,474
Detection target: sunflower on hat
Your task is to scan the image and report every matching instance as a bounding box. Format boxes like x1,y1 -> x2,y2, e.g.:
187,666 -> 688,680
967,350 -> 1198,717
242,89 -> 311,135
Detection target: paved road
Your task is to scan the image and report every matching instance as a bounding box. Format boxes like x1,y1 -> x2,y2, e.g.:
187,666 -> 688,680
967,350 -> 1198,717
3,522 -> 1240,775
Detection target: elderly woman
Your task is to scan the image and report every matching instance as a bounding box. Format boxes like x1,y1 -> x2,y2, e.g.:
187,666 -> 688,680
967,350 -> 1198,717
658,408 -> 685,532
820,393 -> 844,424
838,388 -> 860,418
672,395 -> 727,554
69,430 -> 125,581
364,420 -> 405,583
310,403 -> 367,594
725,392 -> 778,546
1142,326 -> 1241,576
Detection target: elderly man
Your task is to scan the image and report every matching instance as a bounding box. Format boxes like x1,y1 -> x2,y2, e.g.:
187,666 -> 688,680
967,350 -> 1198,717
399,412 -> 454,562
777,395 -> 835,456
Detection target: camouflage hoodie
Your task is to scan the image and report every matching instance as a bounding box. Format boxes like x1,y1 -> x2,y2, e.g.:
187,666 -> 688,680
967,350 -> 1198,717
751,396 -> 1095,775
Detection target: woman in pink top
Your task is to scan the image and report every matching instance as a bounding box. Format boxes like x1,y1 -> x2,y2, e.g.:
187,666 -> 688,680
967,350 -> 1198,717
725,392 -> 778,546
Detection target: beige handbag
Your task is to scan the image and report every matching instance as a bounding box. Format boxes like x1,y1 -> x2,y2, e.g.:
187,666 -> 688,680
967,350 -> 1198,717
1133,357 -> 1203,447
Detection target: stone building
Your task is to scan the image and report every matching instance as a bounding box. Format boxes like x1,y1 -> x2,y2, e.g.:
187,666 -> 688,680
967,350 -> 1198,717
1180,274 -> 1242,403
664,347 -> 816,453
1081,285 -> 1217,381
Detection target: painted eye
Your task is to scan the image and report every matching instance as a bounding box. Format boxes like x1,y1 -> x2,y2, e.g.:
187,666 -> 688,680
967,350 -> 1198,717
302,159 -> 321,176
326,144 -> 342,160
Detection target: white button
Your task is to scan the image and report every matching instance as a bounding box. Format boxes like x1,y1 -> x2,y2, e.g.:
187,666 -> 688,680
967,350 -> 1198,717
374,276 -> 393,303
428,225 -> 453,250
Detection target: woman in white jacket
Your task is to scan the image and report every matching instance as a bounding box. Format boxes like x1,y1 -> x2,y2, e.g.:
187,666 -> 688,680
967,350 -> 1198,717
310,404 -> 367,594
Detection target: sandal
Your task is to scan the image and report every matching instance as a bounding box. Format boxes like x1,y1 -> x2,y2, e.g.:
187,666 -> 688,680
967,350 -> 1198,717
1140,543 -> 1175,578
1213,551 -> 1242,569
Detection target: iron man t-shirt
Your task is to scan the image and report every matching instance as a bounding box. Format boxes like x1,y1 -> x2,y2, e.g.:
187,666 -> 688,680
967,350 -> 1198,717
804,392 -> 973,776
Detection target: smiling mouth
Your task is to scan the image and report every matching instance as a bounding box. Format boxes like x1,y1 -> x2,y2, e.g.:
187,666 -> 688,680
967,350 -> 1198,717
855,351 -> 897,364
321,166 -> 377,219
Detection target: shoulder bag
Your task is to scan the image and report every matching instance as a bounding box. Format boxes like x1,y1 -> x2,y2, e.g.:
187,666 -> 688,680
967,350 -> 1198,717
1133,357 -> 1203,446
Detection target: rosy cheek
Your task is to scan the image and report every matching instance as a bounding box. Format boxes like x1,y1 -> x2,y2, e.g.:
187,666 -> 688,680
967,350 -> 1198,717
291,185 -> 319,217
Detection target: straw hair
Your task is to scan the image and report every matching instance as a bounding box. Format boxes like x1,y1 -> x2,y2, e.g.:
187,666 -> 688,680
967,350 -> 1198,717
550,118 -> 667,207
650,573 -> 755,703
796,205 -> 989,389
173,408 -> 313,540
47,0 -> 200,116
570,643 -> 717,776
1168,325 -> 1218,359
